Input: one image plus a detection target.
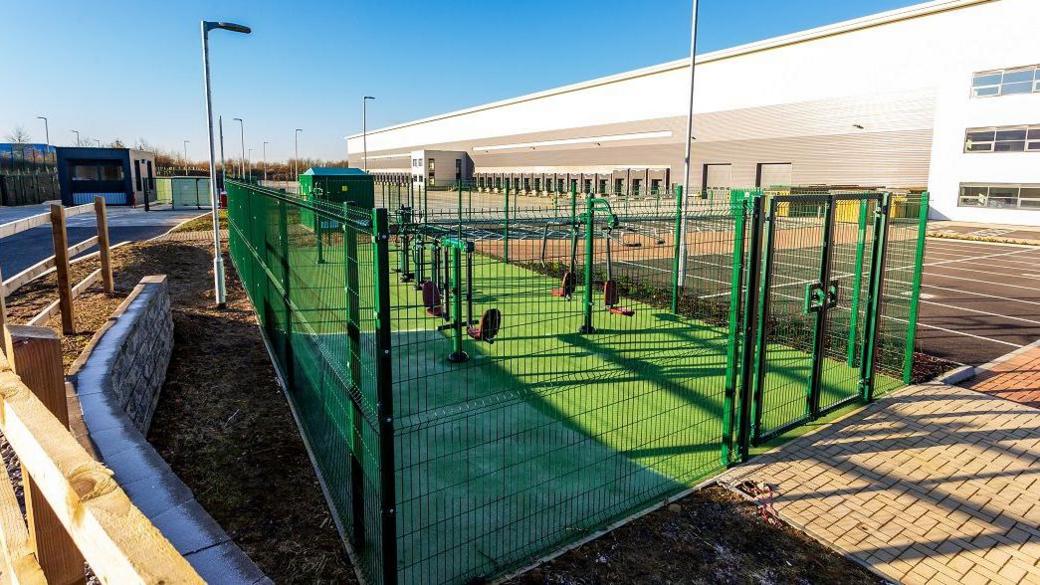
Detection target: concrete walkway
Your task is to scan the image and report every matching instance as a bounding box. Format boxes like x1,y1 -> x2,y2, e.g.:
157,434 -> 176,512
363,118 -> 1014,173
721,383 -> 1040,585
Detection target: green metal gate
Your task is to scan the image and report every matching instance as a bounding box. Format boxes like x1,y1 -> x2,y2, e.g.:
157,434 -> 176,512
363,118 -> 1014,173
744,192 -> 891,445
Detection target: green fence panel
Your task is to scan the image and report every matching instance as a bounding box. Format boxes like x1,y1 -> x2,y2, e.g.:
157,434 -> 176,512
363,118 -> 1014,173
226,179 -> 927,585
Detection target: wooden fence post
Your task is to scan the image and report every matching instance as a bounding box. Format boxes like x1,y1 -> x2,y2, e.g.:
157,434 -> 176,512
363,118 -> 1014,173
94,197 -> 114,294
0,266 -> 13,367
9,325 -> 86,585
50,204 -> 75,334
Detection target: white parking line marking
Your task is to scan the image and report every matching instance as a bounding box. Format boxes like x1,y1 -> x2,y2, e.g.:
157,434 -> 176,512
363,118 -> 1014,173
920,300 -> 1040,326
912,321 -> 1021,348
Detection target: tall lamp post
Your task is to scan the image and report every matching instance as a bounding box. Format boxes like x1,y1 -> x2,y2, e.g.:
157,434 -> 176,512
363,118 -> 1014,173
71,129 -> 80,146
183,140 -> 190,174
675,0 -> 701,286
36,116 -> 49,144
233,117 -> 245,179
362,95 -> 375,171
294,128 -> 302,181
262,141 -> 269,182
202,20 -> 252,308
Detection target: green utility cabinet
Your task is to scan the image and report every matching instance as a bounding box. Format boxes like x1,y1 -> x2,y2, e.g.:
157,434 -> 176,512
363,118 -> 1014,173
299,167 -> 374,209
298,167 -> 374,231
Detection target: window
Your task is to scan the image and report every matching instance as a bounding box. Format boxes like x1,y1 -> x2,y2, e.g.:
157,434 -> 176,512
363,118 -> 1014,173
614,179 -> 624,194
964,125 -> 1040,152
72,162 -> 124,181
650,178 -> 662,194
583,179 -> 592,194
598,179 -> 608,194
455,159 -> 461,180
72,164 -> 100,181
556,178 -> 564,192
631,178 -> 642,196
101,163 -> 124,181
959,183 -> 1040,209
534,178 -> 541,192
972,65 -> 1040,98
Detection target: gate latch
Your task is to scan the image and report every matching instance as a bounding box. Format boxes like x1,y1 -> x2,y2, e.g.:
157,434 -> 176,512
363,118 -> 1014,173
804,280 -> 839,313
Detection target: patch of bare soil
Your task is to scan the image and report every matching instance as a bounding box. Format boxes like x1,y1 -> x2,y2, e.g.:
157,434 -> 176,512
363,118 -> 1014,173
123,241 -> 355,584
3,240 -> 354,583
500,485 -> 887,585
3,254 -> 126,367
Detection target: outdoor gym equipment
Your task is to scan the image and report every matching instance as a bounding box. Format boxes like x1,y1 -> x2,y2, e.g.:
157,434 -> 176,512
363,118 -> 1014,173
603,229 -> 634,317
420,235 -> 502,362
550,190 -> 581,300
395,206 -> 415,282
579,196 -> 621,334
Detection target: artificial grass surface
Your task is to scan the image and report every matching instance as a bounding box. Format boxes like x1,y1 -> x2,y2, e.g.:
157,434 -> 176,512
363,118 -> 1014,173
229,217 -> 902,585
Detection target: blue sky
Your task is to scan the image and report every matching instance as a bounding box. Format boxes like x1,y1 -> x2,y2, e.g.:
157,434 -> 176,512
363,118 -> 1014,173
1,0 -> 921,162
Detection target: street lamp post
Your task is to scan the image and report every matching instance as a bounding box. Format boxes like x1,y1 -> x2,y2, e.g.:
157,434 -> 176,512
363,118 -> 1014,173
202,20 -> 251,308
362,96 -> 375,171
676,0 -> 701,285
233,117 -> 245,179
294,128 -> 302,182
262,141 -> 269,182
183,140 -> 190,174
71,129 -> 80,146
36,116 -> 49,144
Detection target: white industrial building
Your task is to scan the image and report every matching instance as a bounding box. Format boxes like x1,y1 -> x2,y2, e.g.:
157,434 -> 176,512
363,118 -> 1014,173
347,0 -> 1040,224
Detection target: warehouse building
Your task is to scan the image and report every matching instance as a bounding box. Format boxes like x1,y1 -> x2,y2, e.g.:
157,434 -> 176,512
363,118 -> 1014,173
346,0 -> 1039,223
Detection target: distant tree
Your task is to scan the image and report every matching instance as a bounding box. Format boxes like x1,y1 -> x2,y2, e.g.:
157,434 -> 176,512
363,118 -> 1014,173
5,126 -> 31,143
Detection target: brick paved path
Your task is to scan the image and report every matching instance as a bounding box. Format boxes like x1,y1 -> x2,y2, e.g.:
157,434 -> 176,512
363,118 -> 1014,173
721,384 -> 1040,585
966,341 -> 1040,408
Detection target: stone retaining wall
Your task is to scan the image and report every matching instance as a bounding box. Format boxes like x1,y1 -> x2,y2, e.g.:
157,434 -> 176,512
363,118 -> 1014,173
70,274 -> 269,584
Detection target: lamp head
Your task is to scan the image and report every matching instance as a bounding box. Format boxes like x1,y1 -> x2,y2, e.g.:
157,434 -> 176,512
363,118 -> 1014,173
204,21 -> 251,35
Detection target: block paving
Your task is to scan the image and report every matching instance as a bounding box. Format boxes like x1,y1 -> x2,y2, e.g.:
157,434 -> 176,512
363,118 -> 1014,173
722,383 -> 1040,585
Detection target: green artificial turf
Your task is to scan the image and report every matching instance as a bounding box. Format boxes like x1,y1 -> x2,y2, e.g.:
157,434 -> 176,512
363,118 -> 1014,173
229,215 -> 902,585
231,220 -> 898,578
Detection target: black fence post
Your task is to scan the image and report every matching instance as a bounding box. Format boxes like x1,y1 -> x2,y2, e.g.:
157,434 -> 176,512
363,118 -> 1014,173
344,204 -> 366,547
860,193 -> 891,403
736,192 -> 764,462
807,196 -> 837,420
371,208 -> 398,585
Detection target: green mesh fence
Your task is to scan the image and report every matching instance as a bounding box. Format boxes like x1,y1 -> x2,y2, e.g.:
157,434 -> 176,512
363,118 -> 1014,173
227,179 -> 927,585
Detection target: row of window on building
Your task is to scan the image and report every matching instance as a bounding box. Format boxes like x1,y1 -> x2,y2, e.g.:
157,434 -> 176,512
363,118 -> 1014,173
473,169 -> 672,197
971,63 -> 1040,98
959,183 -> 1040,210
964,124 -> 1040,153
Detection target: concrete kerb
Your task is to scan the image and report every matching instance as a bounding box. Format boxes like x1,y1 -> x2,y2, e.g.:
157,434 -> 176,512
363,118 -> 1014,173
971,337 -> 1040,376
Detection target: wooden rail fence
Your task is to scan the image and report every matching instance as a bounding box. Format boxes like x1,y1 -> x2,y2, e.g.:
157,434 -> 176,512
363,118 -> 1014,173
0,198 -> 115,334
0,200 -> 199,582
0,292 -> 201,583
